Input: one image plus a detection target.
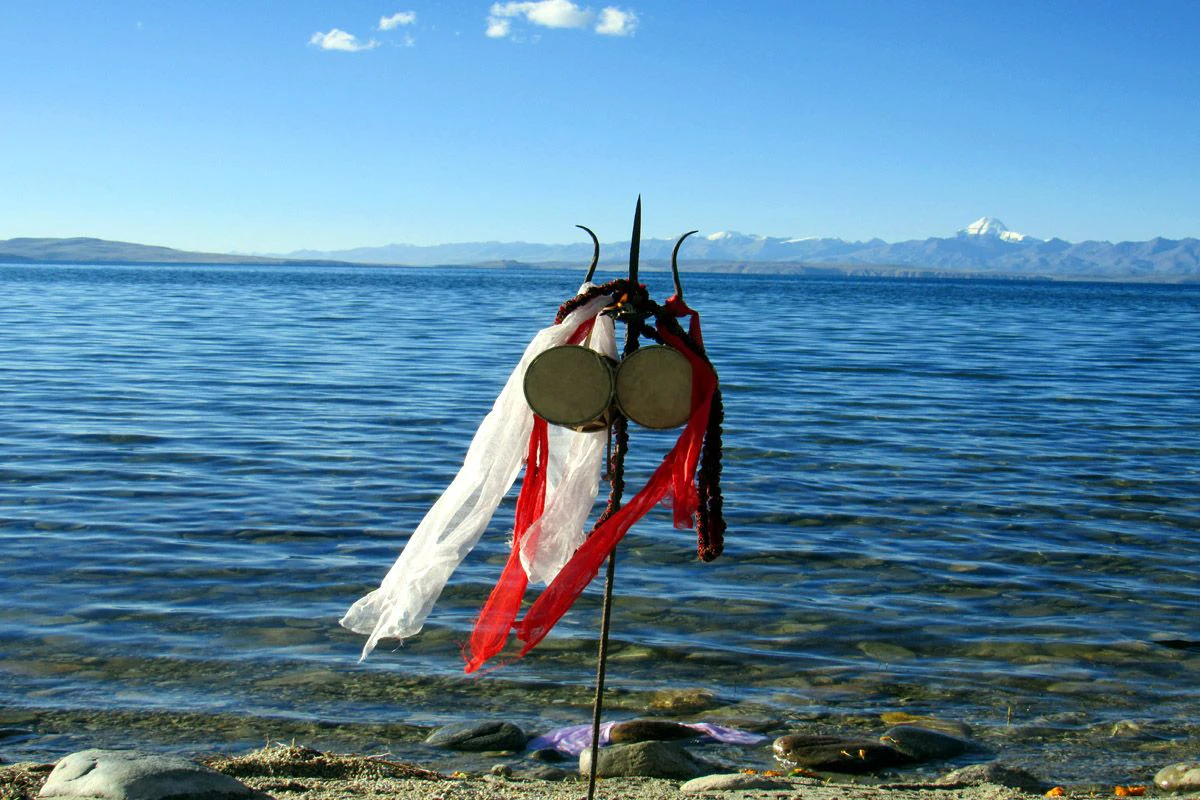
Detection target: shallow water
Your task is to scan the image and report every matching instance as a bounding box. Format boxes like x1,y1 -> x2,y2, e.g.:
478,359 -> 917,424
1,264 -> 1198,783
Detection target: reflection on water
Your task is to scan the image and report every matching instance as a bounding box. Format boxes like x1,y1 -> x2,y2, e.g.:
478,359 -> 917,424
1,264 -> 1199,783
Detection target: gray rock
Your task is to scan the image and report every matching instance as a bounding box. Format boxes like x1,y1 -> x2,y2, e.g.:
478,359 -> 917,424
1155,761 -> 1200,792
609,719 -> 697,744
520,765 -> 572,781
880,725 -> 971,762
937,762 -> 1048,793
579,740 -> 706,779
773,734 -> 911,774
489,763 -> 512,777
424,720 -> 526,752
681,773 -> 790,793
38,750 -> 259,800
528,747 -> 566,762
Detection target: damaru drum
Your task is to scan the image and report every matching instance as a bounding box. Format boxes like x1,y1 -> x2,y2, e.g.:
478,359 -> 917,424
523,345 -> 616,432
615,345 -> 694,430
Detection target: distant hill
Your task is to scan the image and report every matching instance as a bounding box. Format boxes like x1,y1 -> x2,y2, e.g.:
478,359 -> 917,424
0,237 -> 347,266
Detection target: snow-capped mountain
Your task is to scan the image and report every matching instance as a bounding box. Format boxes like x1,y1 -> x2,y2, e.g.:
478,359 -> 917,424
958,217 -> 1035,243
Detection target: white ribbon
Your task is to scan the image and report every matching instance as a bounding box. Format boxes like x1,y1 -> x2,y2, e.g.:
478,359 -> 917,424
340,287 -> 614,659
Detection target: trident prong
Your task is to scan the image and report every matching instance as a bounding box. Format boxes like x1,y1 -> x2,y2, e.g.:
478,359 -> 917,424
671,229 -> 699,301
577,224 -> 600,283
628,195 -> 642,286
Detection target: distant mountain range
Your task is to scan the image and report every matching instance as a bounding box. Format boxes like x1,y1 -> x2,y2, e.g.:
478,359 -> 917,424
281,218 -> 1200,280
3,219 -> 1198,281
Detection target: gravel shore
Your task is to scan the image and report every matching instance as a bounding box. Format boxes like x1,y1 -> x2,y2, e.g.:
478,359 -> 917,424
1,742 -> 1154,800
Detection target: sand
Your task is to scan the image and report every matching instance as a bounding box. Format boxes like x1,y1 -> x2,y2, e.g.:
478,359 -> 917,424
0,743 -> 1107,800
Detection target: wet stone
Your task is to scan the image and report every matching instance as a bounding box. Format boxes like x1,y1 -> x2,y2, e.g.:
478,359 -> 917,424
937,762 -> 1048,793
528,747 -> 566,762
773,734 -> 912,774
609,720 -> 698,744
424,720 -> 526,752
681,773 -> 790,793
520,765 -> 572,781
880,725 -> 971,762
39,749 -> 260,800
1155,761 -> 1200,792
579,740 -> 708,779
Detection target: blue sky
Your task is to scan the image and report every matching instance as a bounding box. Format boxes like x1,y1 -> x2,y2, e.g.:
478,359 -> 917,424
2,1 -> 1197,252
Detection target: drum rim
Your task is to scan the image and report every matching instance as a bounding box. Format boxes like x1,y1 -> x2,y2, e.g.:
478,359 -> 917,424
523,344 -> 616,427
614,344 -> 693,430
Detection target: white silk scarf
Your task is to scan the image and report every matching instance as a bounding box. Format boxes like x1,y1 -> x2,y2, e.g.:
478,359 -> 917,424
340,287 -> 615,659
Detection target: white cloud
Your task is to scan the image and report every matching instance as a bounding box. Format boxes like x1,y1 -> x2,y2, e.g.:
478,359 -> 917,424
379,11 -> 417,31
488,0 -> 591,38
309,28 -> 379,52
487,1 -> 639,39
595,6 -> 637,36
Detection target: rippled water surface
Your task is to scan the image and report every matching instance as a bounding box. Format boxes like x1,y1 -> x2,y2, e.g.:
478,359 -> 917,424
1,263 -> 1198,783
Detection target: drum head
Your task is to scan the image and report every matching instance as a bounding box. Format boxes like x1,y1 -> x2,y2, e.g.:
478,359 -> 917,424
615,345 -> 694,430
524,345 -> 615,429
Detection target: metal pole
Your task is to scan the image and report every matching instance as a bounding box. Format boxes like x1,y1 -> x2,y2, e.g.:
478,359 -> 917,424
585,196 -> 642,800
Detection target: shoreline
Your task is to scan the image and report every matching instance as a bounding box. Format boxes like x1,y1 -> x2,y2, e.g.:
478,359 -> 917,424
3,739 -> 1181,800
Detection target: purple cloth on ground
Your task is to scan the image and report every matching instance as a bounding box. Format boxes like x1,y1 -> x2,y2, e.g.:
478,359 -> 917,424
526,721 -> 768,756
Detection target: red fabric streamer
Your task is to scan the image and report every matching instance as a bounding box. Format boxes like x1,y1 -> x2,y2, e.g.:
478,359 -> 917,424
464,415 -> 548,672
663,294 -> 703,349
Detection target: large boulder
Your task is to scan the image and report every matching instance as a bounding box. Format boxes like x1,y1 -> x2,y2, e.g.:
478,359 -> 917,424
424,721 -> 526,752
1155,761 -> 1200,793
879,725 -> 971,761
773,734 -> 911,773
38,750 -> 260,800
579,740 -> 708,779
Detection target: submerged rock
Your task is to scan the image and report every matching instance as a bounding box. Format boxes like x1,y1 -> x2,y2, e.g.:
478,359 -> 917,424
880,725 -> 971,761
880,712 -> 973,739
1155,761 -> 1200,792
937,762 -> 1048,793
579,740 -> 708,779
38,749 -> 260,800
424,720 -> 526,752
647,688 -> 717,714
773,734 -> 911,773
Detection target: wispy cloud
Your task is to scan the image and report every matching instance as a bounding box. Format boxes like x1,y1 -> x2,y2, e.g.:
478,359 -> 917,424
486,1 -> 638,39
309,28 -> 380,52
379,11 -> 417,31
595,7 -> 637,36
486,17 -> 512,38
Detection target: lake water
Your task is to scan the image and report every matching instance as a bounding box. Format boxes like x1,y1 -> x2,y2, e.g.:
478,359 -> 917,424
1,263 -> 1198,785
